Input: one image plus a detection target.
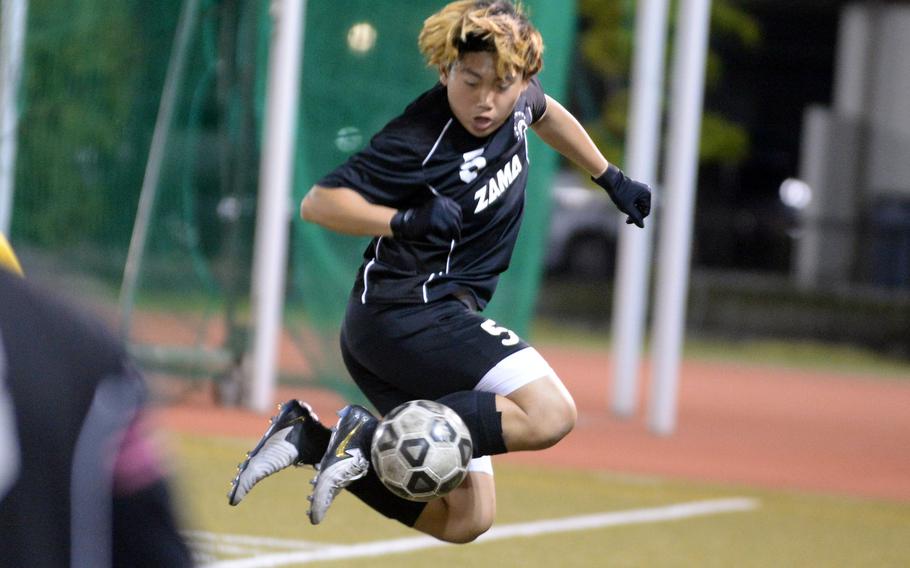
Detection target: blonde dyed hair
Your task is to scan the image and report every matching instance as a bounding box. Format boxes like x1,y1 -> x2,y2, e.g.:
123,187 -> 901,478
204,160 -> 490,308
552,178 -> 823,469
419,0 -> 543,80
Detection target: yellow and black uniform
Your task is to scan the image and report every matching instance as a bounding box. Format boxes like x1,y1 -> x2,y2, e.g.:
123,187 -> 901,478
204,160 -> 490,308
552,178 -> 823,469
0,271 -> 192,567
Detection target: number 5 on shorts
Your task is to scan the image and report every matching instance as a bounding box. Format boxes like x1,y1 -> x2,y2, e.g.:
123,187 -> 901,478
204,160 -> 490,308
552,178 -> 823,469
480,319 -> 520,346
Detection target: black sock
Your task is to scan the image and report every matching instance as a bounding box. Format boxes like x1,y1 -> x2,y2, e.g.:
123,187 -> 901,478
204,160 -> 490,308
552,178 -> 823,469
436,390 -> 507,457
345,417 -> 427,526
302,420 -> 332,463
346,470 -> 428,527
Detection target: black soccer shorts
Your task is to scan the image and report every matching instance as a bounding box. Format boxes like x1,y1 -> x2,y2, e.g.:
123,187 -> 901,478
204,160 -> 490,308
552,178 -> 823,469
340,294 -> 546,415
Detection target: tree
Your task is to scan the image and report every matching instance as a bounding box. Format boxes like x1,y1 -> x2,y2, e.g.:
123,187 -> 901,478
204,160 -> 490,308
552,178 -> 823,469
576,0 -> 761,166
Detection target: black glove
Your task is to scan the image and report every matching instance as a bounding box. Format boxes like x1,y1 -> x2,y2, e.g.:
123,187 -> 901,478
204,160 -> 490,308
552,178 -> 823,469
390,196 -> 463,241
592,164 -> 652,228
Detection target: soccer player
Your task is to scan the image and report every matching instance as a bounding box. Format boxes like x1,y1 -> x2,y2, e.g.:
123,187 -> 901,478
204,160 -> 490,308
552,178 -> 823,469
0,259 -> 193,566
229,0 -> 650,543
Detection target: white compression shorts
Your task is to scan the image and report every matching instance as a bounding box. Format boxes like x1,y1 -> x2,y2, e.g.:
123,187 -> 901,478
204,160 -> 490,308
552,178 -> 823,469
474,346 -> 556,396
468,347 -> 557,477
467,456 -> 493,475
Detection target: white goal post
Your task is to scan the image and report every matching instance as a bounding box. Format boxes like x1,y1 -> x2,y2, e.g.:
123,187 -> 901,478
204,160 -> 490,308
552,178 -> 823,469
246,0 -> 307,413
0,0 -> 28,235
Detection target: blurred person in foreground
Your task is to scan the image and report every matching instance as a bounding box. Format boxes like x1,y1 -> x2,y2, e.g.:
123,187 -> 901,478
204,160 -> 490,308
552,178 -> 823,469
0,240 -> 193,567
228,0 -> 651,543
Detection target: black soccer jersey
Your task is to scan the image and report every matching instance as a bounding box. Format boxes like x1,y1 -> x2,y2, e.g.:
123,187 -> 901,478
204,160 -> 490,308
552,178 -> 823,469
318,78 -> 548,309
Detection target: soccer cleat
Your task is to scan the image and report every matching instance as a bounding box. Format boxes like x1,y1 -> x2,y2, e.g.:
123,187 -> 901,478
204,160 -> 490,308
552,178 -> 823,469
307,404 -> 377,525
228,399 -> 329,506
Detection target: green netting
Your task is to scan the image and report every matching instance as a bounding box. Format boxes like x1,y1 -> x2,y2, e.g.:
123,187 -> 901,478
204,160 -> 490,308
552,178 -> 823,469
9,1 -> 574,400
287,1 -> 576,397
14,0 -> 179,256
12,1 -> 265,370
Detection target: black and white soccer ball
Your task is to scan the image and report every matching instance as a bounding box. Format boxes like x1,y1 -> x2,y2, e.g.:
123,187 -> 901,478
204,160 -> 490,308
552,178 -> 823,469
371,400 -> 473,502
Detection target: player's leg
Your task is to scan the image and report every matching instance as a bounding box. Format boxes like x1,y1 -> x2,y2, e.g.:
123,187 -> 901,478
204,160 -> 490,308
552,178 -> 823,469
303,373 -> 569,542
482,349 -> 577,452
307,333 -> 428,525
431,348 -> 577,455
413,465 -> 496,543
409,348 -> 574,542
308,299 -> 574,538
308,326 -> 499,536
227,318 -> 418,508
309,401 -> 497,543
307,393 -> 497,542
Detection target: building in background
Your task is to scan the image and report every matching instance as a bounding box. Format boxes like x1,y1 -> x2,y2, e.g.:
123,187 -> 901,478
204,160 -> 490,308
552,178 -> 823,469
795,2 -> 910,291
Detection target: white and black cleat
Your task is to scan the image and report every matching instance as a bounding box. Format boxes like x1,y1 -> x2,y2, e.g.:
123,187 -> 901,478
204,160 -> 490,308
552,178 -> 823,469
307,405 -> 376,524
228,399 -> 329,506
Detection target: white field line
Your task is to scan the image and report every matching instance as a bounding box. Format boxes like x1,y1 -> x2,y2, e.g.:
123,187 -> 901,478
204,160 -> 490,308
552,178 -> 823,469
184,530 -> 330,560
185,531 -> 325,550
200,497 -> 759,568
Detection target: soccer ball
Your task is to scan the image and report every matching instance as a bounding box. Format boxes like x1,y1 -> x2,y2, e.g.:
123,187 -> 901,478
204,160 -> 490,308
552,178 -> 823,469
371,400 -> 473,502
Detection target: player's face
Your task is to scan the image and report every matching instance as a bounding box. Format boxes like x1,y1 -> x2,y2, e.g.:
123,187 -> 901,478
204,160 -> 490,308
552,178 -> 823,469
440,52 -> 528,138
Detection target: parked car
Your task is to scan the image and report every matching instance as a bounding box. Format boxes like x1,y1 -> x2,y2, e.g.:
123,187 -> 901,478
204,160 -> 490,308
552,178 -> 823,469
544,170 -> 619,278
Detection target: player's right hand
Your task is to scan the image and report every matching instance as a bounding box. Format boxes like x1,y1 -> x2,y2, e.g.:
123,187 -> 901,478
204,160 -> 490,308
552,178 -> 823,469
592,164 -> 652,228
391,196 -> 463,242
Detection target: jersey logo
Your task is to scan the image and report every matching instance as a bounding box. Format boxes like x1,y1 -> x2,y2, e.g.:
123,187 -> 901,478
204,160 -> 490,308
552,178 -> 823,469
474,154 -> 523,214
514,108 -> 529,141
460,148 -> 487,183
335,422 -> 363,458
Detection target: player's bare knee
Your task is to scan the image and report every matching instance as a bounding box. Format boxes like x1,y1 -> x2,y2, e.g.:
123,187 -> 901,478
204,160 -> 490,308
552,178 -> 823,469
462,519 -> 494,544
444,513 -> 494,544
531,397 -> 576,449
559,395 -> 578,436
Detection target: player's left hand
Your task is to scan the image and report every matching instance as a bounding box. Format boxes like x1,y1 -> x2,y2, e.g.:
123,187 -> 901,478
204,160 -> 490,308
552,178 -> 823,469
391,196 -> 463,242
592,164 -> 652,228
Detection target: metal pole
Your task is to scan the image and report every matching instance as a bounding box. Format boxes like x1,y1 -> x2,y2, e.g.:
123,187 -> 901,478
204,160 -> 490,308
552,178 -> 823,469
247,0 -> 305,413
118,0 -> 200,337
610,0 -> 669,418
648,0 -> 712,435
0,0 -> 28,235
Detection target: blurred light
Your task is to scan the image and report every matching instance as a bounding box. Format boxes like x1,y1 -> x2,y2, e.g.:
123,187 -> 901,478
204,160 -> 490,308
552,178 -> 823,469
217,196 -> 241,221
334,126 -> 363,153
347,22 -> 377,54
779,178 -> 812,209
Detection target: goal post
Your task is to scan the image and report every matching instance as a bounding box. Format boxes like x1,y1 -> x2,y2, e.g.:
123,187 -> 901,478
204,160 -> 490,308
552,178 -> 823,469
247,0 -> 306,413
